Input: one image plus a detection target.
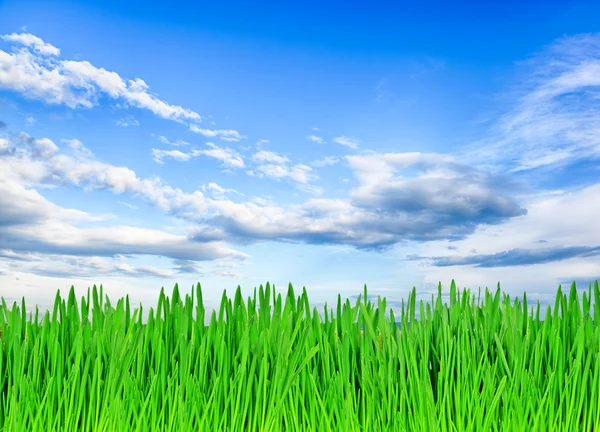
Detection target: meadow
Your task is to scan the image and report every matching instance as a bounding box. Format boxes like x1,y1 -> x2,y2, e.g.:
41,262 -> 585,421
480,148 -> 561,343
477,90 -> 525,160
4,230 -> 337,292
0,280 -> 598,431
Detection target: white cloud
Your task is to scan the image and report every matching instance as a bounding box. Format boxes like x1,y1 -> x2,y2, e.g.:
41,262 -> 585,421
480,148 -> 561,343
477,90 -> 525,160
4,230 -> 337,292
157,135 -> 189,147
0,250 -> 204,280
333,135 -> 359,149
1,33 -> 60,56
0,180 -> 247,263
459,33 -> 600,173
252,150 -> 289,164
189,125 -> 244,141
188,150 -> 526,250
119,201 -> 138,210
255,163 -> 316,184
61,138 -> 94,157
249,149 -> 319,188
191,142 -> 244,168
150,141 -> 245,168
201,182 -> 241,198
0,129 -> 526,261
415,182 -> 600,296
307,135 -> 325,144
0,132 -> 256,284
0,33 -> 202,123
29,137 -> 59,158
151,148 -> 192,164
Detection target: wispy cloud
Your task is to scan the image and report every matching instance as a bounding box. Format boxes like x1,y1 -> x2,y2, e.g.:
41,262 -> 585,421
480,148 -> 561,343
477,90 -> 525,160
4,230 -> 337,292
310,156 -> 339,167
119,201 -> 138,210
307,135 -> 325,144
460,33 -> 600,173
150,141 -> 245,168
189,125 -> 244,141
213,269 -> 244,278
156,135 -> 189,147
423,245 -> 600,268
201,182 -> 243,198
252,150 -> 289,164
250,149 -> 319,187
0,251 -> 180,279
151,148 -> 192,164
253,163 -> 316,185
191,142 -> 245,168
375,78 -> 387,102
333,135 -> 359,149
61,138 -> 94,157
116,117 -> 139,127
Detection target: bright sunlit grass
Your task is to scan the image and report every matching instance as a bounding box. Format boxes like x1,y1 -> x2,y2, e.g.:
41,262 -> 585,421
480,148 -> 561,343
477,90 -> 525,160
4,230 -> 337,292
0,280 -> 599,431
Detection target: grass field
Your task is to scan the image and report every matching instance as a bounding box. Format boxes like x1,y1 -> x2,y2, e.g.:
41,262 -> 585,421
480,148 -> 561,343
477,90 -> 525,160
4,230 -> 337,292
0,280 -> 599,431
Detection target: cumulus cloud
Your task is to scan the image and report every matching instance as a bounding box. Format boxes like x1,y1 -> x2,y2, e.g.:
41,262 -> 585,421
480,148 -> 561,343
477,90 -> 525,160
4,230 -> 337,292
0,137 -> 9,152
0,134 -> 246,266
0,128 -> 527,260
0,33 -> 201,123
347,152 -> 526,226
1,33 -> 60,56
189,151 -> 526,250
0,180 -> 247,261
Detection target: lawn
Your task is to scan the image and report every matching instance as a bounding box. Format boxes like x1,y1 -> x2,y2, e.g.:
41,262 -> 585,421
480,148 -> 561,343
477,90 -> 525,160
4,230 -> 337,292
0,280 -> 598,431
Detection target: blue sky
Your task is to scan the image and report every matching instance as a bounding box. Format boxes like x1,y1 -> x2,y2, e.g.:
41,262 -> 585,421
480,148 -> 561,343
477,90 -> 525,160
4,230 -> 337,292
1,0 -> 600,319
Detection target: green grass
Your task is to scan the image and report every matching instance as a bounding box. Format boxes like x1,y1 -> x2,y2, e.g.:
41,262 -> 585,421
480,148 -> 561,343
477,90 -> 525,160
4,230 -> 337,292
0,279 -> 599,431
